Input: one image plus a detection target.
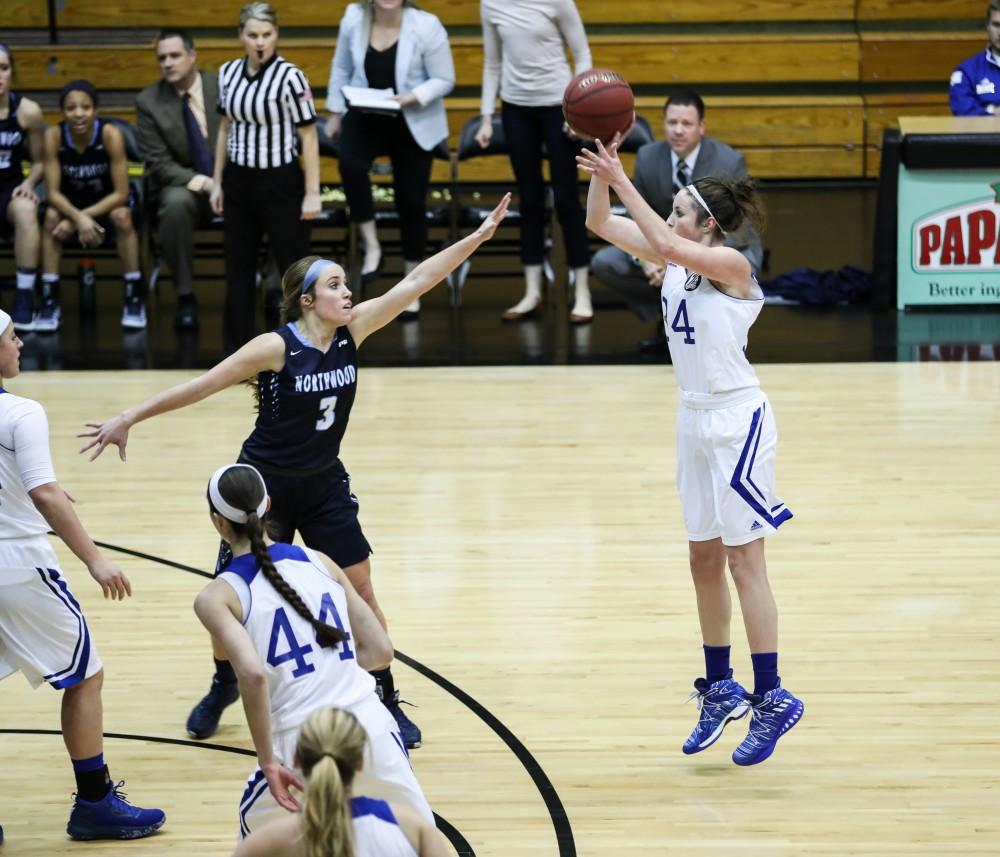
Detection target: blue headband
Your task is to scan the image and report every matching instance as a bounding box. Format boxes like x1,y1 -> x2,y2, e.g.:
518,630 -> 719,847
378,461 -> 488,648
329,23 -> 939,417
302,258 -> 335,294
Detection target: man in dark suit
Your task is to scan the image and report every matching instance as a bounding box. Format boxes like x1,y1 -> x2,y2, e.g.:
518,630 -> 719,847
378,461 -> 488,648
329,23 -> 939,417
136,29 -> 219,329
591,90 -> 763,351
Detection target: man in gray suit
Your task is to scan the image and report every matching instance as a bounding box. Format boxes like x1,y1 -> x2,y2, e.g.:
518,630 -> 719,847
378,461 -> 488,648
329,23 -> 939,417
136,29 -> 219,329
592,90 -> 763,351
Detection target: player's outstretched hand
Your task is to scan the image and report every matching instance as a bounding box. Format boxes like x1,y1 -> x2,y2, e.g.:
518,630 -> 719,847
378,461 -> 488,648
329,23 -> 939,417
79,414 -> 130,462
576,133 -> 627,186
88,557 -> 132,600
263,761 -> 303,812
474,192 -> 512,242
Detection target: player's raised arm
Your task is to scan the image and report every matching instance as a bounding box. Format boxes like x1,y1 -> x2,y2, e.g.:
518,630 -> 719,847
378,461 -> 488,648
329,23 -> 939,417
79,331 -> 285,461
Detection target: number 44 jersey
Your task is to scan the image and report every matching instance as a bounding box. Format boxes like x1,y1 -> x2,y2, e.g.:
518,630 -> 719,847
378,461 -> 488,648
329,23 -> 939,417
241,323 -> 359,474
218,542 -> 376,733
660,263 -> 764,396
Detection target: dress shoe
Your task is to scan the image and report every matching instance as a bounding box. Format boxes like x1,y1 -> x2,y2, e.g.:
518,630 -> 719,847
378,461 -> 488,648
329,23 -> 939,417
174,295 -> 199,330
501,296 -> 541,322
360,248 -> 383,287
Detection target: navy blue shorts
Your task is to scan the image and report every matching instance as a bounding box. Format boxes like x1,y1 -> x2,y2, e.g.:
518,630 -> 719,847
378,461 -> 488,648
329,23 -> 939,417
215,461 -> 373,574
0,177 -> 21,241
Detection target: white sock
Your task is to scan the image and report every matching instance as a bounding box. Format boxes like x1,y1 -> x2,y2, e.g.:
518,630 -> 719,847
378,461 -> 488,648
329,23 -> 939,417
570,266 -> 592,317
16,268 -> 36,292
507,265 -> 543,314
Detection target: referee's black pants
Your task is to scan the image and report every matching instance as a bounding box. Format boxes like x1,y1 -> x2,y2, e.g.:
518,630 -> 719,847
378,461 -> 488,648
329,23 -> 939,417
222,161 -> 311,354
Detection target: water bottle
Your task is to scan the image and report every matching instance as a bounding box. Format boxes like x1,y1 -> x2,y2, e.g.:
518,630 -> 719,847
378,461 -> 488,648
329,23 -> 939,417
78,258 -> 96,315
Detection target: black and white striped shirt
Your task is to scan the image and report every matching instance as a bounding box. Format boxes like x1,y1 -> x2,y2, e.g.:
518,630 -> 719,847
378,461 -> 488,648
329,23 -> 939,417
217,54 -> 316,169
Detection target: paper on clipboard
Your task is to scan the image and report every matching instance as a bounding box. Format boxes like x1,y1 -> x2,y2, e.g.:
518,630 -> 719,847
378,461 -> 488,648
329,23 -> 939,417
342,86 -> 401,113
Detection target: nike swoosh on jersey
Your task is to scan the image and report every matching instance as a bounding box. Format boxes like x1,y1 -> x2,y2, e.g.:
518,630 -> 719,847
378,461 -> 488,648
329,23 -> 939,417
290,349 -> 303,356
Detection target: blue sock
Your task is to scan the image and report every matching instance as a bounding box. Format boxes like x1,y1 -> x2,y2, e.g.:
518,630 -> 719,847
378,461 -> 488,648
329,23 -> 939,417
703,645 -> 731,685
751,652 -> 779,696
72,753 -> 109,801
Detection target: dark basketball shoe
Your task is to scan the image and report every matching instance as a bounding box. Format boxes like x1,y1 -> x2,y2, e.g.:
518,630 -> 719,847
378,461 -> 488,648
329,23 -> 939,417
186,678 -> 240,740
387,691 -> 422,749
67,781 -> 165,840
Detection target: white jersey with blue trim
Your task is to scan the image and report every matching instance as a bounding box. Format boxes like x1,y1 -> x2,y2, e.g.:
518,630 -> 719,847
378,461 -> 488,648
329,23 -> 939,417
0,389 -> 57,541
351,797 -> 419,857
218,543 -> 376,733
660,263 -> 763,396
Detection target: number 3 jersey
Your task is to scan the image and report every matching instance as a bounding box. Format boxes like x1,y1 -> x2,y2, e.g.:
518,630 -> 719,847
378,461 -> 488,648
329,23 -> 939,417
218,542 -> 376,734
661,262 -> 764,396
241,323 -> 359,474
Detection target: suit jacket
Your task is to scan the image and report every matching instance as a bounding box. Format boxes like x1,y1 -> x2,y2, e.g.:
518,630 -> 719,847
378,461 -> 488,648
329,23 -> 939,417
325,3 -> 455,151
633,136 -> 764,273
135,70 -> 221,197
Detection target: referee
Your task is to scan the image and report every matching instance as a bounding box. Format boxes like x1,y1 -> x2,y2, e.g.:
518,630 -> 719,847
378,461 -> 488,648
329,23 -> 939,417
211,2 -> 321,353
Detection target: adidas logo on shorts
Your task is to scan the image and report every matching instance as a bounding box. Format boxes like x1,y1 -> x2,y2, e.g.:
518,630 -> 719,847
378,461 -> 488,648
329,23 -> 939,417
750,520 -> 763,531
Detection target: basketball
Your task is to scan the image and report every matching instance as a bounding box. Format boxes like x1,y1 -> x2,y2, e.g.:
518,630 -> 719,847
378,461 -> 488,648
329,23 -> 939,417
562,69 -> 634,143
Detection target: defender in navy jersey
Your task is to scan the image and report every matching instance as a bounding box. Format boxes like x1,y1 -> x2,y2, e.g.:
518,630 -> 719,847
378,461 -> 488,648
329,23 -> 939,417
40,80 -> 146,331
579,135 -> 804,766
0,44 -> 46,333
233,707 -> 448,857
82,193 -> 511,751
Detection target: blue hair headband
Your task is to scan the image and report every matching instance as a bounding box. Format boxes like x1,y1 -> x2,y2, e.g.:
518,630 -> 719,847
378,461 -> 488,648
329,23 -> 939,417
302,258 -> 335,294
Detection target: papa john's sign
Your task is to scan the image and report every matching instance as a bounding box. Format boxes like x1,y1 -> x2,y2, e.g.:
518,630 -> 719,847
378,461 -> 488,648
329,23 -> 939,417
897,167 -> 1000,308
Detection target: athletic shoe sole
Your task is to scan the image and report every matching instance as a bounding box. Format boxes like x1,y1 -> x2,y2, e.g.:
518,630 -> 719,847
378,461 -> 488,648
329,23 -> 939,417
67,817 -> 165,841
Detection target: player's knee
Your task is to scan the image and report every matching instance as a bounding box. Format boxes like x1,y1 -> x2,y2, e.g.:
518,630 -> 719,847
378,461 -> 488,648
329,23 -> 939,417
66,669 -> 104,699
43,206 -> 61,229
110,207 -> 133,233
10,196 -> 38,226
726,547 -> 764,587
689,542 -> 723,579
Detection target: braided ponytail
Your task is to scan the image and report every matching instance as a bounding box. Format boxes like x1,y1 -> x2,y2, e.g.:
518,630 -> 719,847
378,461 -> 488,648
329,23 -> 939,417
297,708 -> 366,857
245,513 -> 345,648
209,465 -> 346,650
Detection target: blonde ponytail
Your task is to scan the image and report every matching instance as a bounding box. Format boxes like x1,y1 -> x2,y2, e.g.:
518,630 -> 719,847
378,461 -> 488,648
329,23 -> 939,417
297,708 -> 368,857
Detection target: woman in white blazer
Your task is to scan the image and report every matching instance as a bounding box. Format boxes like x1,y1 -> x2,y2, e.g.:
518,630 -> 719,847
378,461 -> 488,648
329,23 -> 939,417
326,0 -> 454,316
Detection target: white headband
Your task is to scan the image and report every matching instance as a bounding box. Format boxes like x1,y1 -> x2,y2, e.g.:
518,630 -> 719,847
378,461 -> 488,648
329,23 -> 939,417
0,309 -> 11,334
208,464 -> 269,523
685,184 -> 727,236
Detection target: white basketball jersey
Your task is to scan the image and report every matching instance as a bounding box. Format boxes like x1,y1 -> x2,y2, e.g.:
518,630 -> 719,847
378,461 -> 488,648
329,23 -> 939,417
660,263 -> 763,396
0,390 -> 55,541
351,797 -> 418,857
219,543 -> 376,733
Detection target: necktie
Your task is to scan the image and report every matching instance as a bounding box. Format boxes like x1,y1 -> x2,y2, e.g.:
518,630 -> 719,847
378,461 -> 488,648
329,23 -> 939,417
673,159 -> 690,196
182,92 -> 214,177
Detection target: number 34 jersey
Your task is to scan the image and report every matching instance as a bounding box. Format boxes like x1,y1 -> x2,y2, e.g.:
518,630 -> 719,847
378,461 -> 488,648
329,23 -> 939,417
241,323 -> 358,474
660,262 -> 764,396
219,543 -> 376,733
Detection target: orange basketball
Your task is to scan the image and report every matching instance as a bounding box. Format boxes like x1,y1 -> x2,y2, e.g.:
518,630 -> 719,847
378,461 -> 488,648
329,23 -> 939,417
562,69 -> 634,143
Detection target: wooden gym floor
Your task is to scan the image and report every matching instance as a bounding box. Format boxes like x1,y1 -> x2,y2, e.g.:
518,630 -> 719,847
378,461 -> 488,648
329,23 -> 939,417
1,362 -> 998,856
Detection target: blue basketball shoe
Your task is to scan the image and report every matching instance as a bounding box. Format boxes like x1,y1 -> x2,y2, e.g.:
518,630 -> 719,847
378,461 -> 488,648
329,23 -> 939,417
67,781 -> 165,840
387,691 -> 422,750
732,683 -> 804,766
682,670 -> 751,755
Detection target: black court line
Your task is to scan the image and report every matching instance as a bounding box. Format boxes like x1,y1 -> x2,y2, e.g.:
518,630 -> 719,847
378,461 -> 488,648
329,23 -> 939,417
88,540 -> 577,856
0,728 -> 473,856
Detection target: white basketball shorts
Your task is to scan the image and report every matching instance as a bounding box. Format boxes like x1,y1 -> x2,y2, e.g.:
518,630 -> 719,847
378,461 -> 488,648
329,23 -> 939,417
237,692 -> 433,839
675,389 -> 793,546
0,535 -> 103,689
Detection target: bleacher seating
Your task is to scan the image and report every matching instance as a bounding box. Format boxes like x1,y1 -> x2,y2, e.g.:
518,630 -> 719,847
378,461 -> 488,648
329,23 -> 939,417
1,3 -> 985,191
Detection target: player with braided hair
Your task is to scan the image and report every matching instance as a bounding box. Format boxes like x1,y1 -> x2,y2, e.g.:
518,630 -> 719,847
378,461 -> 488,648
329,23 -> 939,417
192,463 -> 433,839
